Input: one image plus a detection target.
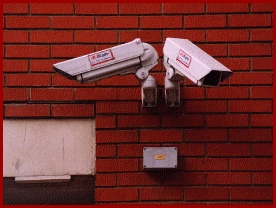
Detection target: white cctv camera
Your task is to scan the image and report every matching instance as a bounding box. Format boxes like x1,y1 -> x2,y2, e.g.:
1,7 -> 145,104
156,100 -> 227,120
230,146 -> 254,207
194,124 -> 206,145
163,38 -> 233,107
53,38 -> 159,107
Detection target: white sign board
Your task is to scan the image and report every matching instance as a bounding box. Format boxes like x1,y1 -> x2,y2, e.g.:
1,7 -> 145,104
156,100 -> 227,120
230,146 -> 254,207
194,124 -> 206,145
3,119 -> 95,177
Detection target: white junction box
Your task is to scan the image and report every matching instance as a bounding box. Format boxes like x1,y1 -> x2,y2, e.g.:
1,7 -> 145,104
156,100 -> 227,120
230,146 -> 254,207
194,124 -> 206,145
143,147 -> 178,169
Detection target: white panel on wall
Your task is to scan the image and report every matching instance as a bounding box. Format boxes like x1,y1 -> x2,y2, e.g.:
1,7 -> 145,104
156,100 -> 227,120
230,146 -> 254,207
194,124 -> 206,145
3,119 -> 95,177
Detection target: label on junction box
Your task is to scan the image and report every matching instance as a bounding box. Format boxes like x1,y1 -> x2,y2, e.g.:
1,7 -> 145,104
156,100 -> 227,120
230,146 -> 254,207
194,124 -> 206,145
155,155 -> 166,160
88,49 -> 114,66
176,49 -> 192,68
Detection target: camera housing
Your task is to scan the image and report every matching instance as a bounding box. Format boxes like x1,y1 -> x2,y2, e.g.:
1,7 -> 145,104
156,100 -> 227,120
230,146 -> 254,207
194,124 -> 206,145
53,39 -> 159,107
163,38 -> 233,107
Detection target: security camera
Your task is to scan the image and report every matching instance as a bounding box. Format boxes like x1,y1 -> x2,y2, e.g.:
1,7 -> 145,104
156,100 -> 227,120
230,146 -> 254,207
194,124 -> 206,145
53,38 -> 159,107
163,38 -> 233,107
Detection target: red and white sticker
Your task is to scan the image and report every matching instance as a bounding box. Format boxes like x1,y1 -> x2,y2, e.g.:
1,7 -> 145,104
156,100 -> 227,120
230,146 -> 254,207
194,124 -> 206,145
176,49 -> 192,68
88,49 -> 114,66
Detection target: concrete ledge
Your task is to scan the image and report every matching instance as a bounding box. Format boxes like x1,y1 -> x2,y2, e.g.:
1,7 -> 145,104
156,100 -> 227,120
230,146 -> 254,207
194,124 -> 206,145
15,175 -> 71,183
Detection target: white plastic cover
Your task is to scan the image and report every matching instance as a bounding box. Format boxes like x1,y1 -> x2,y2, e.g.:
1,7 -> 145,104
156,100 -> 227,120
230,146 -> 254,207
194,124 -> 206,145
53,38 -> 144,79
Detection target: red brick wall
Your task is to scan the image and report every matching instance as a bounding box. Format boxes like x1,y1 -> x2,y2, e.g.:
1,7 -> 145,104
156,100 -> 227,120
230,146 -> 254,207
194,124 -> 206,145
3,3 -> 273,205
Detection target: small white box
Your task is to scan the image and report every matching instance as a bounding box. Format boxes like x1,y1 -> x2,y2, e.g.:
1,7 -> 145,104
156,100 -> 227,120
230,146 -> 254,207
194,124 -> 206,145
143,147 -> 178,169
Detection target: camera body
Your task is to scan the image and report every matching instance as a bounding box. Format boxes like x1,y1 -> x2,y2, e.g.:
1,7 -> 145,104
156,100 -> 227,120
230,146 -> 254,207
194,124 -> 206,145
163,38 -> 233,107
53,38 -> 159,107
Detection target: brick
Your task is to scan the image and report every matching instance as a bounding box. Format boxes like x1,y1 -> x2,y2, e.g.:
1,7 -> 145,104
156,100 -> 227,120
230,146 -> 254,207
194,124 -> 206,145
252,172 -> 273,185
186,129 -> 227,142
6,74 -> 51,86
229,72 -> 272,85
251,29 -> 273,41
206,86 -> 249,99
251,114 -> 273,127
97,16 -> 138,29
120,3 -> 161,14
95,44 -> 116,52
96,145 -> 116,158
52,104 -> 94,117
228,14 -> 271,27
6,45 -> 50,58
141,16 -> 182,29
231,187 -> 273,201
96,130 -> 138,143
3,88 -> 29,101
75,30 -> 117,43
120,30 -> 162,43
96,75 -> 139,86
182,158 -> 228,171
230,158 -> 273,171
252,57 -> 273,70
5,16 -> 50,28
96,115 -> 116,129
197,44 -> 227,57
184,100 -> 227,113
52,74 -> 95,87
75,88 -> 117,101
162,114 -> 204,128
5,104 -> 50,117
118,115 -> 160,128
208,143 -> 251,157
207,29 -> 249,42
3,60 -> 28,72
140,187 -> 183,201
207,3 -> 249,13
206,114 -> 249,127
151,60 -> 163,72
76,3 -> 117,14
31,59 -> 64,73
164,172 -> 206,186
229,100 -> 272,113
169,143 -> 205,156
186,187 -> 230,201
151,44 -> 163,57
96,158 -> 139,172
95,173 -> 116,187
252,143 -> 273,156
229,43 -> 271,56
140,129 -> 183,143
118,172 -> 159,186
52,45 -> 94,58
216,58 -> 250,71
52,16 -> 94,29
3,30 -> 28,43
164,3 -> 205,14
3,3 -> 29,14
229,129 -> 272,142
163,30 -> 205,42
30,3 -> 73,14
30,31 -> 73,43
117,144 -> 159,158
96,101 -> 139,114
96,187 -> 138,202
31,88 -> 74,101
251,3 -> 273,12
208,172 -> 251,185
180,87 -> 205,99
185,15 -> 227,28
